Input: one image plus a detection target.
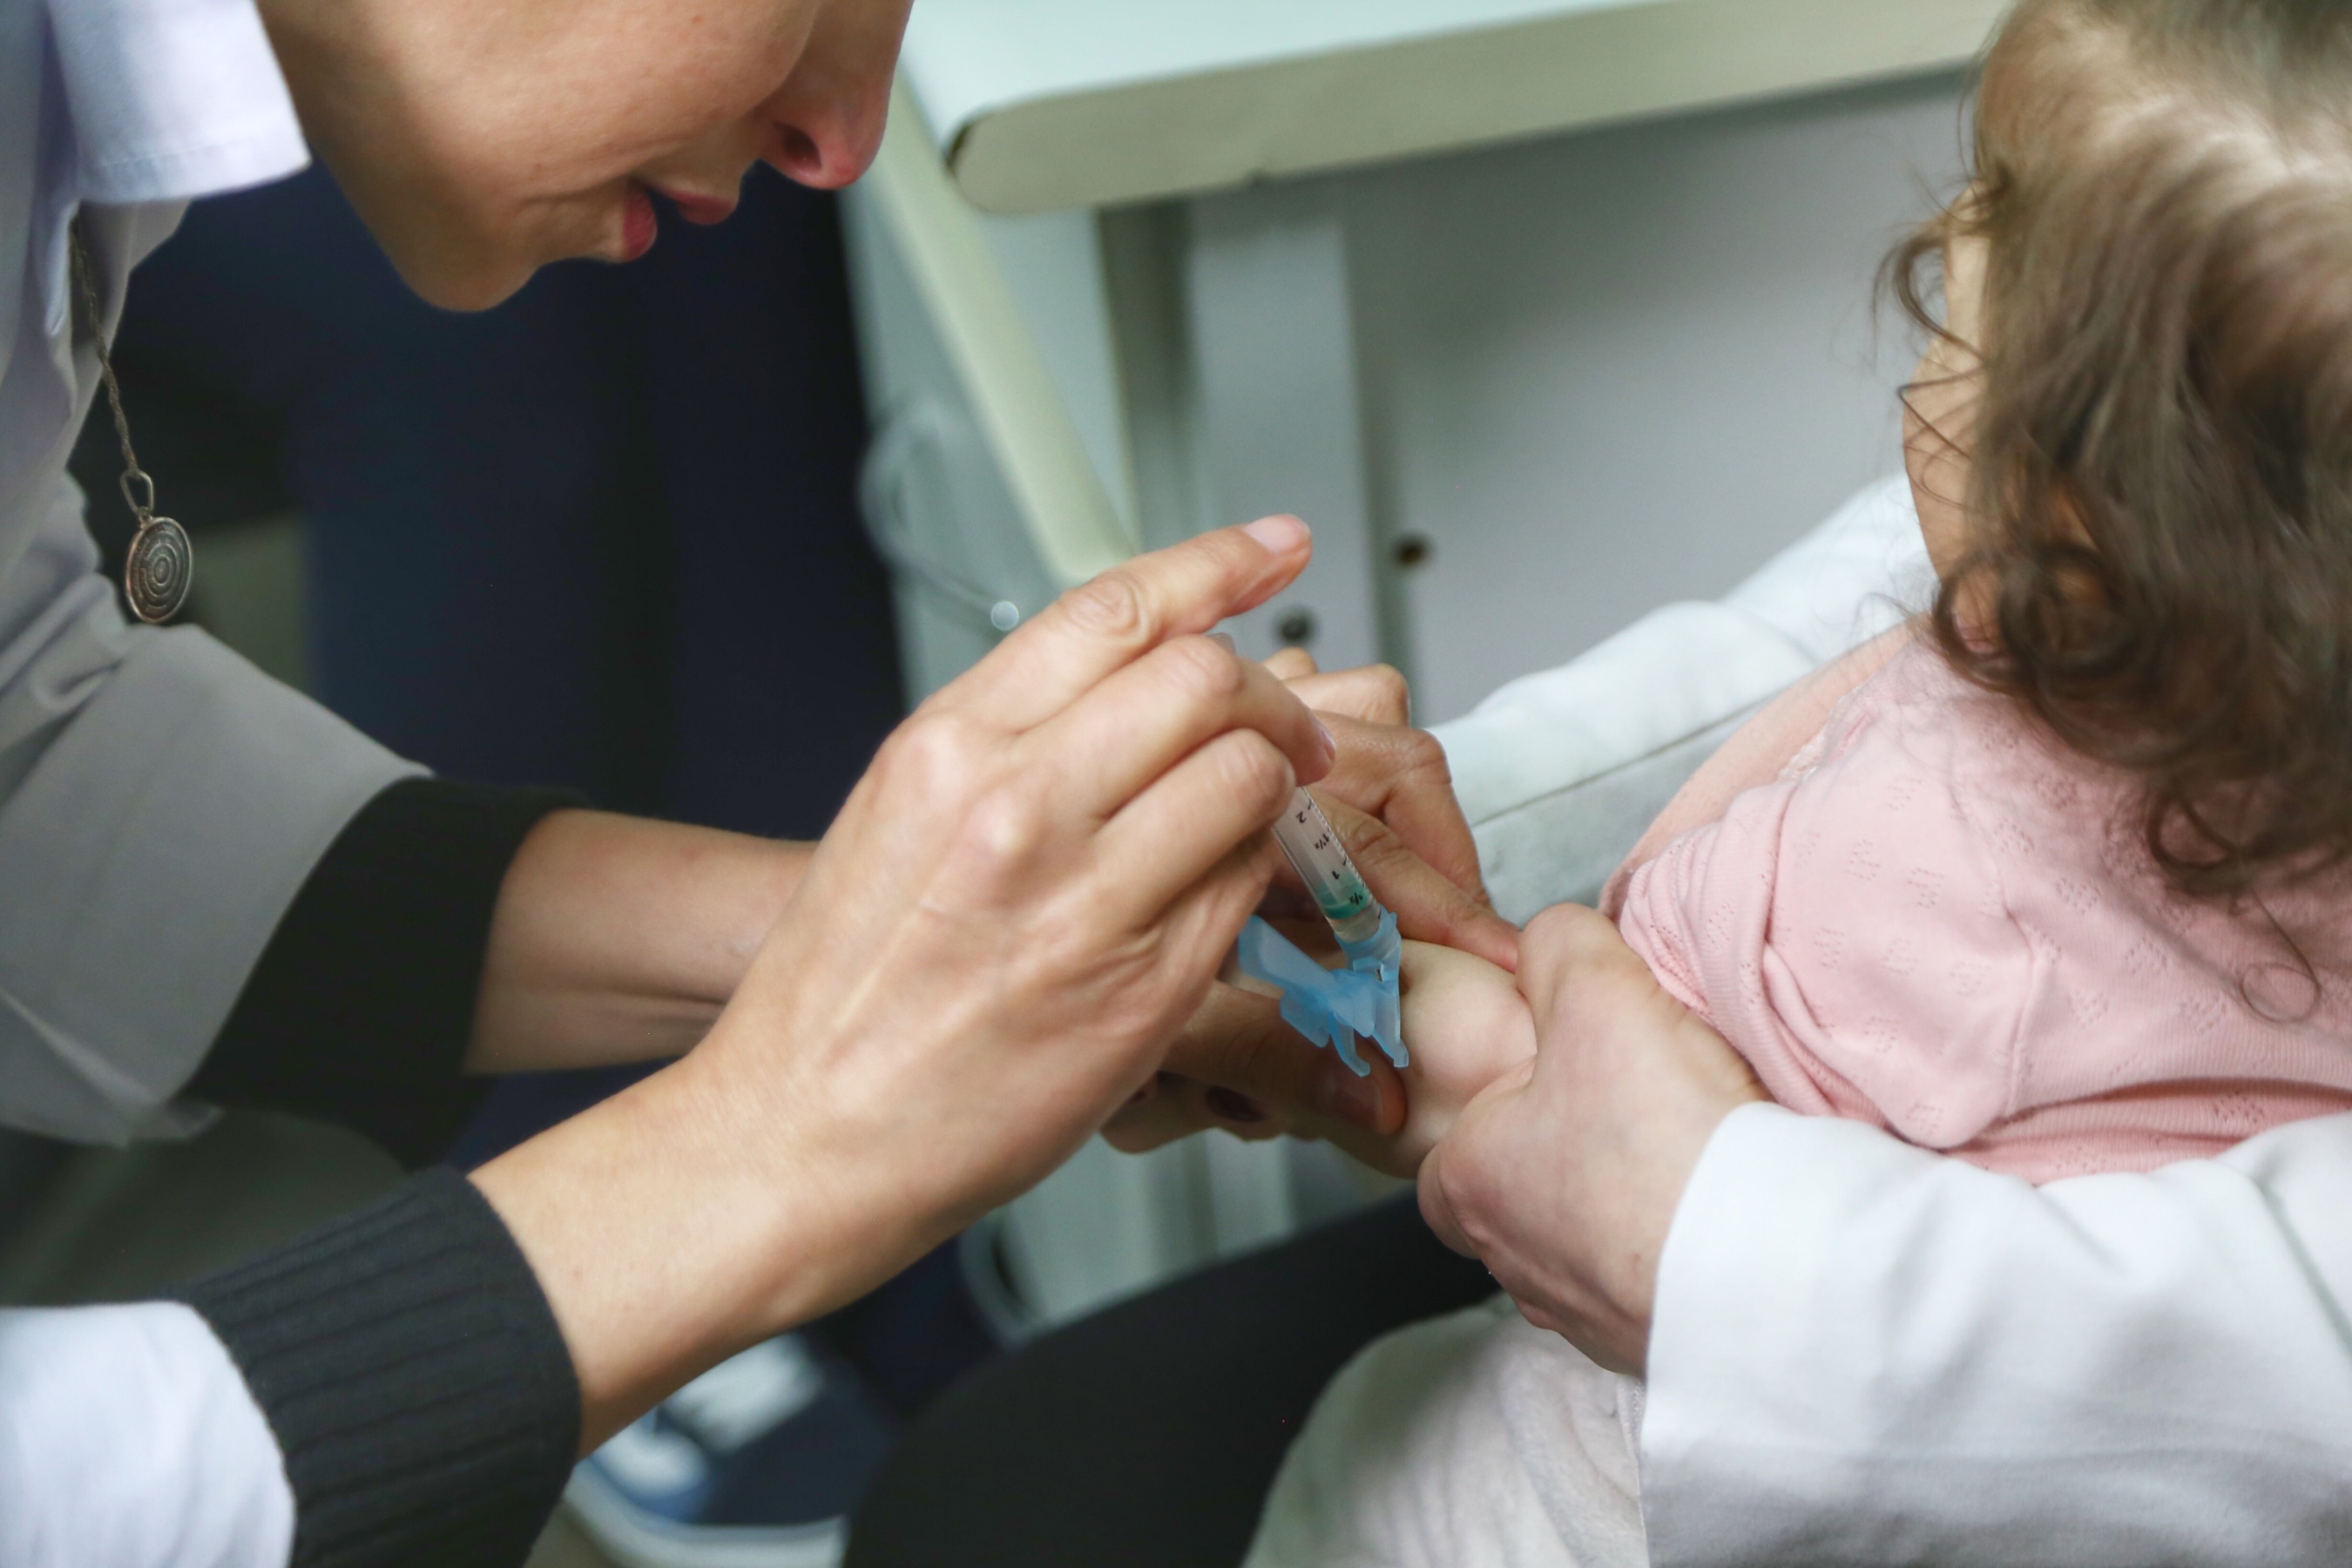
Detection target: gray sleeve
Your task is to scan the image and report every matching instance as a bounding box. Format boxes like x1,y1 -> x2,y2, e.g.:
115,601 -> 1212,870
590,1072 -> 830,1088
0,478 -> 419,1145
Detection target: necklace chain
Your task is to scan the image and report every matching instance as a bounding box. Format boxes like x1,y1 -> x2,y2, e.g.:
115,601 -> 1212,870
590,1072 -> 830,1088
66,214 -> 192,624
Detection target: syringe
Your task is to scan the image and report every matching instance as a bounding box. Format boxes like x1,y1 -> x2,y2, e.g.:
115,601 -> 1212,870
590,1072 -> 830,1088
1271,789 -> 1387,946
1206,631 -> 1396,950
1242,782 -> 1408,1074
1209,633 -> 1405,1074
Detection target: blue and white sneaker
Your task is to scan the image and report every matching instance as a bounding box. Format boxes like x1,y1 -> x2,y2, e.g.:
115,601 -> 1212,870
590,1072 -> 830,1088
566,1335 -> 898,1568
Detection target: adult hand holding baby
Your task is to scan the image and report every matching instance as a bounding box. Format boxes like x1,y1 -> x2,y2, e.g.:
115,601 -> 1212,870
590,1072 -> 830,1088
1419,903 -> 1764,1374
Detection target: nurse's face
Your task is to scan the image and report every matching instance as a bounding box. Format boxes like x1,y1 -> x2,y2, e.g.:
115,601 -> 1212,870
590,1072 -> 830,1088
260,0 -> 913,308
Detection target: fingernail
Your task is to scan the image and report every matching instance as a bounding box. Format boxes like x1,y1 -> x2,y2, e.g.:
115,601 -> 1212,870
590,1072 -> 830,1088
1206,1087 -> 1269,1125
1243,515 -> 1309,553
1317,1064 -> 1380,1126
1313,719 -> 1338,767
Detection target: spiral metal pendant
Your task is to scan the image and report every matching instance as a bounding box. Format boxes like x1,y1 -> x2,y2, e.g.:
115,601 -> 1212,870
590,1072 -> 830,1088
124,517 -> 193,624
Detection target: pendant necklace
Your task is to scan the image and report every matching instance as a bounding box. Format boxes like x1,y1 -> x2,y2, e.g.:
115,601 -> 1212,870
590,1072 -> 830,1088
68,215 -> 193,624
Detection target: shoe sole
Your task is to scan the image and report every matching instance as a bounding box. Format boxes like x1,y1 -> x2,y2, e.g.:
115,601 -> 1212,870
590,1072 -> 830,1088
564,1466 -> 848,1568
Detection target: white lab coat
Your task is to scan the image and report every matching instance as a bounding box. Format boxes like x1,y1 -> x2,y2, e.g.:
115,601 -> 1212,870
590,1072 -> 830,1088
1437,476 -> 2352,1563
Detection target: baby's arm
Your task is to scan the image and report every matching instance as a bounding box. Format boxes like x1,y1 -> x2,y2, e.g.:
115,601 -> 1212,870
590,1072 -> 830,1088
1601,623 -> 1913,916
1315,940 -> 1536,1179
1617,641 -> 2036,1149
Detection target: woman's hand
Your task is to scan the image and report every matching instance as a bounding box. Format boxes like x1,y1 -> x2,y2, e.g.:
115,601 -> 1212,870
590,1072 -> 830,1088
1269,654 -> 1518,973
472,517 -> 1346,1443
1418,904 -> 1764,1375
1104,939 -> 1533,1164
1100,652 -> 1520,1151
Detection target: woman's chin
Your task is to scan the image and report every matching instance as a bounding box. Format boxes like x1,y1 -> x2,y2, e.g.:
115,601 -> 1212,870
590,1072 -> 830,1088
372,233 -> 542,312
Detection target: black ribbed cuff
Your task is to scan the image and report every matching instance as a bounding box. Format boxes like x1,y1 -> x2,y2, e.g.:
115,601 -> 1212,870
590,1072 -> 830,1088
175,1167 -> 581,1568
193,779 -> 582,1166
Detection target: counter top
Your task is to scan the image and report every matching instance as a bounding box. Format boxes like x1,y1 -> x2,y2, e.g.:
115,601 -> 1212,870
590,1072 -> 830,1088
900,0 -> 2007,213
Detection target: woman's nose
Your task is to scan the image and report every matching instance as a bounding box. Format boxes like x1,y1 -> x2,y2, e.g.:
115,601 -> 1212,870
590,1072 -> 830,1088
763,77 -> 890,190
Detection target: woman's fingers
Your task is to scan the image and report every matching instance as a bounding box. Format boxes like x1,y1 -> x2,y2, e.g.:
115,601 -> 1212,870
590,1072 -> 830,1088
1313,714 -> 1492,909
1285,662 -> 1411,726
1102,1073 -> 1292,1152
1160,981 -> 1396,1133
1088,728 -> 1299,929
1262,646 -> 1319,681
1017,633 -> 1334,824
1100,977 -> 1408,1156
1516,903 -> 1675,1031
1315,792 -> 1519,970
1414,1053 -> 1538,1258
940,518 -> 1310,733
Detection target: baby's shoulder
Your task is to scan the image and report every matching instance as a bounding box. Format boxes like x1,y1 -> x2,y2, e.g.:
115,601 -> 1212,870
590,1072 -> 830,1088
1776,643 -> 2126,916
1805,641 -> 2092,799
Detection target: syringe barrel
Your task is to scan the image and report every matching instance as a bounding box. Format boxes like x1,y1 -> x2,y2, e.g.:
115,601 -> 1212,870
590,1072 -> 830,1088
1272,789 -> 1385,945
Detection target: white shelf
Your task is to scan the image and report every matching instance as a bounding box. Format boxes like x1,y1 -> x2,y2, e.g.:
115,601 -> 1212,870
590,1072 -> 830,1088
901,0 -> 2006,213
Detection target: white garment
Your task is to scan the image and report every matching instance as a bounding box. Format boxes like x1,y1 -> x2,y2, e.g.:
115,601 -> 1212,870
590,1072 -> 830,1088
1265,477 -> 2352,1565
1247,1297 -> 1647,1568
1645,1104 -> 2352,1565
1254,1109 -> 2352,1568
0,0 -> 414,1558
1432,474 -> 1930,923
0,1305 -> 291,1567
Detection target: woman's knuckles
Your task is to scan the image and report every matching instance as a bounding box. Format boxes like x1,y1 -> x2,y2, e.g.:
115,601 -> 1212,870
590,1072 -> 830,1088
874,708 -> 996,803
1213,731 -> 1300,821
1389,727 -> 1454,791
1058,568 -> 1153,648
1295,663 -> 1410,724
1160,633 -> 1252,704
954,785 -> 1062,881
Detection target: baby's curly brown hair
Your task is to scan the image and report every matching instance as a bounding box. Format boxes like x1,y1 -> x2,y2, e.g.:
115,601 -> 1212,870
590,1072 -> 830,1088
1890,0 -> 2352,897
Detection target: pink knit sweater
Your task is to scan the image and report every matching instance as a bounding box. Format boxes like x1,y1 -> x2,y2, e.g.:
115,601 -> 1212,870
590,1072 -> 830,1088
1613,634 -> 2352,1182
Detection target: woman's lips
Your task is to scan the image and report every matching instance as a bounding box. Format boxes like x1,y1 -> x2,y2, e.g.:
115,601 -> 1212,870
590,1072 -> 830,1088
620,185 -> 658,260
661,189 -> 739,226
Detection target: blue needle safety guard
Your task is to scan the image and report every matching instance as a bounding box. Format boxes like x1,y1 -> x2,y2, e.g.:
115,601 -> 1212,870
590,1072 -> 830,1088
1236,905 -> 1406,1078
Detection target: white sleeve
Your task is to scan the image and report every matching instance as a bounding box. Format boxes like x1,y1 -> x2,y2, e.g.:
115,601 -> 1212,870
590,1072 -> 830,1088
1642,1104 -> 2352,1565
0,1303 -> 294,1567
1433,475 -> 1930,922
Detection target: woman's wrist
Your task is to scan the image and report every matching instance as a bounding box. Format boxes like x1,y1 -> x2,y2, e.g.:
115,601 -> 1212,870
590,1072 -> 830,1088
466,1040 -> 864,1449
467,811 -> 814,1074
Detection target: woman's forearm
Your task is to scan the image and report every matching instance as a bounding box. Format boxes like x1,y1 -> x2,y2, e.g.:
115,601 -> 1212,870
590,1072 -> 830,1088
466,811 -> 813,1074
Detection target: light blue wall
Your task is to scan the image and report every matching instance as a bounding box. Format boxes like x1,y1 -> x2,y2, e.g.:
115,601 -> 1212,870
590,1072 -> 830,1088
1344,72 -> 1970,720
